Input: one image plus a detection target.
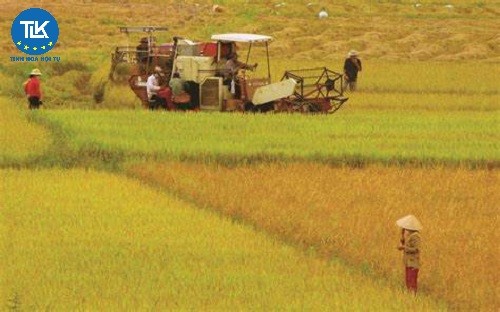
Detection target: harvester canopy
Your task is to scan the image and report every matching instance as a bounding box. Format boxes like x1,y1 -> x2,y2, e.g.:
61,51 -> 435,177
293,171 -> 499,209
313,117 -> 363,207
211,33 -> 273,43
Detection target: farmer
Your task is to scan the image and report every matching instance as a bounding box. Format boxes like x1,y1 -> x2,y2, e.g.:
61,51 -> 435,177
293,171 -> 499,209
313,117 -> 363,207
146,66 -> 167,110
168,72 -> 192,110
224,52 -> 257,98
169,72 -> 186,96
396,214 -> 422,294
136,37 -> 150,73
23,68 -> 43,109
343,50 -> 362,92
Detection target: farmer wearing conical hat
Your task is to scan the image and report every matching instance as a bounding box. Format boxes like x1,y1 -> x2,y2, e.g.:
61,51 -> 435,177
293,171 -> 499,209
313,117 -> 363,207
396,214 -> 422,294
23,68 -> 43,109
343,50 -> 362,92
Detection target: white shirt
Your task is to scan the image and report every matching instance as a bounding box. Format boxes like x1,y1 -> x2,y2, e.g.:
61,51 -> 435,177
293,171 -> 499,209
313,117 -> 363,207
146,74 -> 161,99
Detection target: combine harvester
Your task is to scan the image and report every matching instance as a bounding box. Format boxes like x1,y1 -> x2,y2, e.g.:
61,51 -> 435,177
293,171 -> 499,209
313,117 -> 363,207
110,26 -> 348,113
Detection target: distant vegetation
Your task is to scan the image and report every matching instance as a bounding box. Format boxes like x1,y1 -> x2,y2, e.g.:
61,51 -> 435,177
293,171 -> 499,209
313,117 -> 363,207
1,0 -> 499,109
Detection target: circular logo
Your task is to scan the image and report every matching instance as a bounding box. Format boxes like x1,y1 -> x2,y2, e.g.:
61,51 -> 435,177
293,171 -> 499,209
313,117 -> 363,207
11,8 -> 59,55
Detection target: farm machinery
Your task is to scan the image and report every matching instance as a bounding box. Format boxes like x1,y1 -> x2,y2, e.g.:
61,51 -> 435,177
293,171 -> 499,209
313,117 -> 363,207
109,26 -> 348,113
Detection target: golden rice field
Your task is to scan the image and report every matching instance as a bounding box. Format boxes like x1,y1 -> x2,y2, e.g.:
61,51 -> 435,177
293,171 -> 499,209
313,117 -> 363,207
1,0 -> 499,310
0,98 -> 51,165
1,169 -> 445,310
127,162 -> 499,311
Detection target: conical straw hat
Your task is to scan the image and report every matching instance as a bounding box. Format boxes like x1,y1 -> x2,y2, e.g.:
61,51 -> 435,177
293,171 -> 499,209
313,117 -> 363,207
30,68 -> 42,76
396,215 -> 422,231
348,50 -> 359,57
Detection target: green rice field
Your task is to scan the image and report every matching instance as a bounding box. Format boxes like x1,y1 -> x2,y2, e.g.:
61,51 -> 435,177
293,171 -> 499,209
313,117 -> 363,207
33,109 -> 499,167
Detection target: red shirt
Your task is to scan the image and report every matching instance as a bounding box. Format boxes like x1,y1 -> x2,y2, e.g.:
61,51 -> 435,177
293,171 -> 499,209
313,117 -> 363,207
24,77 -> 42,98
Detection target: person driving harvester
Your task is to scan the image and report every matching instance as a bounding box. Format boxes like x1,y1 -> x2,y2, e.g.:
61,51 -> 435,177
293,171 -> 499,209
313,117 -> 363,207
224,52 -> 257,98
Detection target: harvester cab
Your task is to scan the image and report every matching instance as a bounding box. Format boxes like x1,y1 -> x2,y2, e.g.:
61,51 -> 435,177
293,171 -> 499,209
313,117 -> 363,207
211,33 -> 276,109
188,33 -> 297,112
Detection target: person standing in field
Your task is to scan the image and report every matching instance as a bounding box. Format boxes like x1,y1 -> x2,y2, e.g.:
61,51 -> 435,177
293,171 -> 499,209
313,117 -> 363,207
343,50 -> 362,92
23,68 -> 43,109
396,214 -> 422,294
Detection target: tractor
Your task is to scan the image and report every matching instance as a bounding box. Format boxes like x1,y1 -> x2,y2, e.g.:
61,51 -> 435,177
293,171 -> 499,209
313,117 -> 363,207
109,27 -> 348,113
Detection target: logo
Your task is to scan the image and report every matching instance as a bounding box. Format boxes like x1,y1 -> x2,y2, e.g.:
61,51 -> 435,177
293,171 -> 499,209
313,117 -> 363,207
11,8 -> 59,55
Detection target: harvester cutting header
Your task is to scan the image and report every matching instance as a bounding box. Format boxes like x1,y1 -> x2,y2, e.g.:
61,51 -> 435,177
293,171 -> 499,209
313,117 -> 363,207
110,26 -> 348,113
